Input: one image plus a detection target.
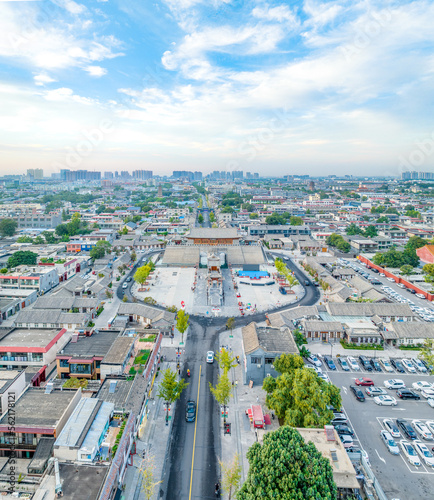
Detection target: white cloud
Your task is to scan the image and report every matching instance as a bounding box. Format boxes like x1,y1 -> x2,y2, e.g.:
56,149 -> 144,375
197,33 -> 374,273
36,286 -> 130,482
252,3 -> 299,26
84,65 -> 107,77
33,73 -> 56,86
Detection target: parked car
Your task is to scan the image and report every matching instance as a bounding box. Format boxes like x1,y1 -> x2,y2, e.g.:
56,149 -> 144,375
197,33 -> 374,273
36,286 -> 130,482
398,420 -> 417,440
413,358 -> 427,373
374,395 -> 397,406
347,357 -> 360,371
366,387 -> 387,397
334,424 -> 354,436
414,440 -> 434,467
426,421 -> 434,435
331,414 -> 348,425
380,430 -> 400,455
358,355 -> 373,371
428,398 -> 434,408
350,385 -> 365,402
338,357 -> 350,371
397,389 -> 420,400
412,381 -> 432,391
412,420 -> 433,441
401,358 -> 417,373
379,358 -> 393,372
185,400 -> 196,422
400,440 -> 421,466
323,356 -> 336,370
307,355 -> 322,367
421,389 -> 434,399
355,377 -> 374,386
339,434 -> 354,448
390,359 -> 405,373
383,418 -> 400,438
384,379 -> 405,390
371,359 -> 382,372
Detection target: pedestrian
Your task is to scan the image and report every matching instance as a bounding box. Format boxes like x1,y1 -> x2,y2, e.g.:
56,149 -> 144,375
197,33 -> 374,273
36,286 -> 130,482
256,396 -> 259,403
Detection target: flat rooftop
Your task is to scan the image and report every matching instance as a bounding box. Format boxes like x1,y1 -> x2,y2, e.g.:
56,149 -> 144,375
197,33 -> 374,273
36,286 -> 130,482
59,464 -> 108,500
0,388 -> 77,428
97,378 -> 134,412
0,328 -> 63,350
62,330 -> 120,358
102,337 -> 134,365
0,369 -> 23,393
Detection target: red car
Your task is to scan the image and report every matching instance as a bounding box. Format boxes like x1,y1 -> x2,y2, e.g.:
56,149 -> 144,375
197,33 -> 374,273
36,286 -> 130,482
355,377 -> 374,386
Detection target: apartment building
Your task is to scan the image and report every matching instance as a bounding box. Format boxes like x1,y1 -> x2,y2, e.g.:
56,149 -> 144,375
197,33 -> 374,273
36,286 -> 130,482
0,266 -> 59,293
16,212 -> 62,229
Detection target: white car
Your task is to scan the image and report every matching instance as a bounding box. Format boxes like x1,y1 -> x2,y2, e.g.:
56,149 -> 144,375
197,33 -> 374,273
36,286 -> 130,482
313,366 -> 323,374
307,355 -> 322,367
412,420 -> 433,440
428,398 -> 434,408
206,351 -> 214,364
426,421 -> 434,435
416,293 -> 426,299
414,440 -> 434,467
347,357 -> 360,371
412,381 -> 432,391
375,395 -> 397,406
387,277 -> 396,282
421,389 -> 434,399
379,358 -> 393,373
383,418 -> 401,438
384,379 -> 405,390
413,359 -> 427,373
400,440 -> 421,466
380,430 -> 400,455
401,359 -> 417,373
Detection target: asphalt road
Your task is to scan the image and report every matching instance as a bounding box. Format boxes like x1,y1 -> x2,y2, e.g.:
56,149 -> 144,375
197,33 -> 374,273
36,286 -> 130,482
160,320 -> 221,500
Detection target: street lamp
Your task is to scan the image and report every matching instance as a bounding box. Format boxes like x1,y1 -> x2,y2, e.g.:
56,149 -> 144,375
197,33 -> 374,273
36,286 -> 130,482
328,340 -> 333,358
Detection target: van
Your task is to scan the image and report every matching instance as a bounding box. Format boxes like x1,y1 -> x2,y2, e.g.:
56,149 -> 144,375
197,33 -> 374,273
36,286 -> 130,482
358,355 -> 373,371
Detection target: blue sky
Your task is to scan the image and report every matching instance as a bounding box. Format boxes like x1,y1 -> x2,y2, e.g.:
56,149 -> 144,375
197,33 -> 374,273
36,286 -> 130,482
0,0 -> 433,177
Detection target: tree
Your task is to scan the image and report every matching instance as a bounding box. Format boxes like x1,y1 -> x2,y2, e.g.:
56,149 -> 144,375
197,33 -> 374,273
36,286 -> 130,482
293,329 -> 306,347
221,206 -> 234,214
138,455 -> 162,500
419,340 -> 434,374
242,203 -> 253,212
237,426 -> 337,500
263,353 -> 341,427
134,264 -> 152,285
198,214 -> 204,224
0,218 -> 17,237
176,309 -> 189,343
157,368 -> 188,404
130,251 -> 137,263
265,214 -> 286,225
289,216 -> 303,226
209,212 -> 216,223
226,317 -> 235,338
122,295 -> 128,302
363,225 -> 378,238
7,250 -> 37,268
209,370 -> 232,422
249,213 -> 259,219
219,453 -> 241,500
216,348 -> 237,372
90,245 -> 106,260
345,223 -> 363,236
400,265 -> 413,277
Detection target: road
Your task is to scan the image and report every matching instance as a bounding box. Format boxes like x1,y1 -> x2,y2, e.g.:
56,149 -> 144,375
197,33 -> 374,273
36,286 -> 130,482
160,319 -> 221,500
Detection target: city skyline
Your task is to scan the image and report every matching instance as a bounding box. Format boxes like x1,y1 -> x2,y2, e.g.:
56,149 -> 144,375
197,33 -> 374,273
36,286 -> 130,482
1,1 -> 434,177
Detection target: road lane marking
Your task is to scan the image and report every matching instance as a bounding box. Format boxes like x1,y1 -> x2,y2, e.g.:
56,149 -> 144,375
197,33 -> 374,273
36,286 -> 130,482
375,449 -> 386,464
189,364 -> 201,500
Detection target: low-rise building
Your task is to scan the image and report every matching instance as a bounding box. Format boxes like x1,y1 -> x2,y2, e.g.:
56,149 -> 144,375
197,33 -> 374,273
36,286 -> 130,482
0,265 -> 59,293
16,212 -> 62,230
0,370 -> 27,416
100,336 -> 136,380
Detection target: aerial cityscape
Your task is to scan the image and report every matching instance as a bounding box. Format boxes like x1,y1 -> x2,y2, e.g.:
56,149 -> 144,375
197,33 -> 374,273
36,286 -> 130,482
0,1 -> 434,500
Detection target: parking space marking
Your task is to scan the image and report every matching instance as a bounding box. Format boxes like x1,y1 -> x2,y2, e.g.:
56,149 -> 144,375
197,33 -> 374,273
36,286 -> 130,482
375,449 -> 386,464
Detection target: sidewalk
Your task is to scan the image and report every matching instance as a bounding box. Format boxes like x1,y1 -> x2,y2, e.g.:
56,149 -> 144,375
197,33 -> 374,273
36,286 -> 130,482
310,340 -> 420,358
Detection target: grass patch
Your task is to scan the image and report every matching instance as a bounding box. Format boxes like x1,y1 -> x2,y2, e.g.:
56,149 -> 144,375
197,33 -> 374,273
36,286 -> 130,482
134,349 -> 150,365
139,335 -> 156,342
340,341 -> 384,351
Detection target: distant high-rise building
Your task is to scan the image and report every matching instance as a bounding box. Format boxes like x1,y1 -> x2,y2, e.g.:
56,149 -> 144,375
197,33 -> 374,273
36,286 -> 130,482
402,171 -> 434,180
246,172 -> 253,179
104,171 -> 114,179
132,170 -> 153,180
27,168 -> 43,179
254,173 -> 259,179
193,171 -> 203,181
308,181 -> 315,191
158,185 -> 163,197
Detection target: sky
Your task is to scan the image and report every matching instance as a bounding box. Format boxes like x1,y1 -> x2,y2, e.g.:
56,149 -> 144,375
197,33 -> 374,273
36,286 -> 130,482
0,0 -> 434,178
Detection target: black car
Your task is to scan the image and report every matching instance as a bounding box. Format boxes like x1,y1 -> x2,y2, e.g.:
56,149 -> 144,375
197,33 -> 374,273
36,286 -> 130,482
334,424 -> 354,436
390,359 -> 405,373
406,287 -> 416,294
350,385 -> 365,402
304,280 -> 310,286
324,356 -> 337,370
185,400 -> 196,422
397,419 -> 417,440
126,276 -> 132,282
371,359 -> 382,372
358,355 -> 373,372
397,389 -> 420,400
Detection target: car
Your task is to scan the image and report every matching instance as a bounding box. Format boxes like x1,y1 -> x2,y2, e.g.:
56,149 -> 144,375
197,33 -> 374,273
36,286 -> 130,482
313,366 -> 323,374
390,359 -> 405,373
397,283 -> 406,289
400,440 -> 421,466
384,379 -> 405,390
350,385 -> 365,401
412,420 -> 433,440
413,358 -> 427,373
323,356 -> 336,370
380,430 -> 400,455
122,282 -> 128,289
412,381 -> 433,391
397,419 -> 417,440
374,395 -> 397,406
428,398 -> 434,408
379,358 -> 393,372
334,424 -> 354,436
206,351 -> 214,364
338,357 -> 350,371
307,355 -> 322,367
401,358 -> 417,373
421,389 -> 434,399
371,359 -> 382,372
383,419 -> 401,438
347,357 -> 360,371
318,373 -> 330,383
126,276 -> 132,282
379,273 -> 386,277
387,277 -> 396,282
355,377 -> 374,386
358,355 -> 373,371
339,434 -> 354,448
397,388 -> 420,400
408,288 -> 417,294
414,440 -> 434,467
416,293 -> 426,299
426,421 -> 434,435
185,400 -> 196,422
366,387 -> 387,397
331,413 -> 348,425
304,279 -> 310,286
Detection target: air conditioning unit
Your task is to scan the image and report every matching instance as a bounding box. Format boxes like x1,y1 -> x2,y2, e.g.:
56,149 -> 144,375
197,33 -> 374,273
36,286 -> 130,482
271,365 -> 274,370
257,364 -> 261,368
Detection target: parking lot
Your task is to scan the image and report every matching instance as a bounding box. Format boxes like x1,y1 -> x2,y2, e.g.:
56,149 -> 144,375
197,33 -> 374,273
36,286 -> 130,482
320,355 -> 434,499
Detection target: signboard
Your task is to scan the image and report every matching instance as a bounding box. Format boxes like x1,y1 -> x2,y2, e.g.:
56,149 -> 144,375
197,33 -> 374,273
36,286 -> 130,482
181,301 -> 185,308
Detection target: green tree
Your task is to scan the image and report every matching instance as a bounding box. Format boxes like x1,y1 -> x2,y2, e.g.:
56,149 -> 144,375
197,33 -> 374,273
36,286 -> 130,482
345,223 -> 363,236
176,309 -> 189,343
249,213 -> 259,219
130,251 -> 137,262
221,206 -> 234,214
419,339 -> 434,374
423,264 -> 434,276
237,426 -> 337,500
134,264 -> 152,285
7,250 -> 37,268
400,265 -> 413,277
293,329 -> 306,347
242,203 -> 253,212
220,453 -> 241,500
209,370 -> 232,422
363,225 -> 378,238
157,368 -> 188,404
122,295 -> 128,302
226,317 -> 235,338
209,212 -> 216,223
138,455 -> 162,500
376,216 -> 389,223
198,214 -> 204,224
0,218 -> 17,237
90,245 -> 106,260
263,354 -> 341,427
42,231 -> 57,244
289,216 -> 303,226
265,214 -> 286,225
216,347 -> 237,372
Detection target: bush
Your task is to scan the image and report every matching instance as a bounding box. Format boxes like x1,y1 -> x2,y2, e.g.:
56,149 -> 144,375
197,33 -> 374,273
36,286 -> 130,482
340,340 -> 383,350
140,335 -> 156,342
399,344 -> 423,350
129,366 -> 136,375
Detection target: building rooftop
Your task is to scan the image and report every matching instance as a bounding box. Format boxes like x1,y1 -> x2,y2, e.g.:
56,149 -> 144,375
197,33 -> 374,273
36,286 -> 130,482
0,328 -> 65,351
242,322 -> 299,355
61,330 -> 121,358
58,463 -> 108,500
96,378 -> 135,412
186,227 -> 240,239
102,337 -> 134,365
0,369 -> 24,394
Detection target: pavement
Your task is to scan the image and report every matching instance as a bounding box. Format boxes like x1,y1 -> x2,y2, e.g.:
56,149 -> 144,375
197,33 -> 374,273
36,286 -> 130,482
310,340 -> 422,359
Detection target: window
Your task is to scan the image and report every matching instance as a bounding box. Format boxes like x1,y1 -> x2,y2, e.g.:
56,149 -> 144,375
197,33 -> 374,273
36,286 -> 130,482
265,358 -> 274,365
251,357 -> 261,364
